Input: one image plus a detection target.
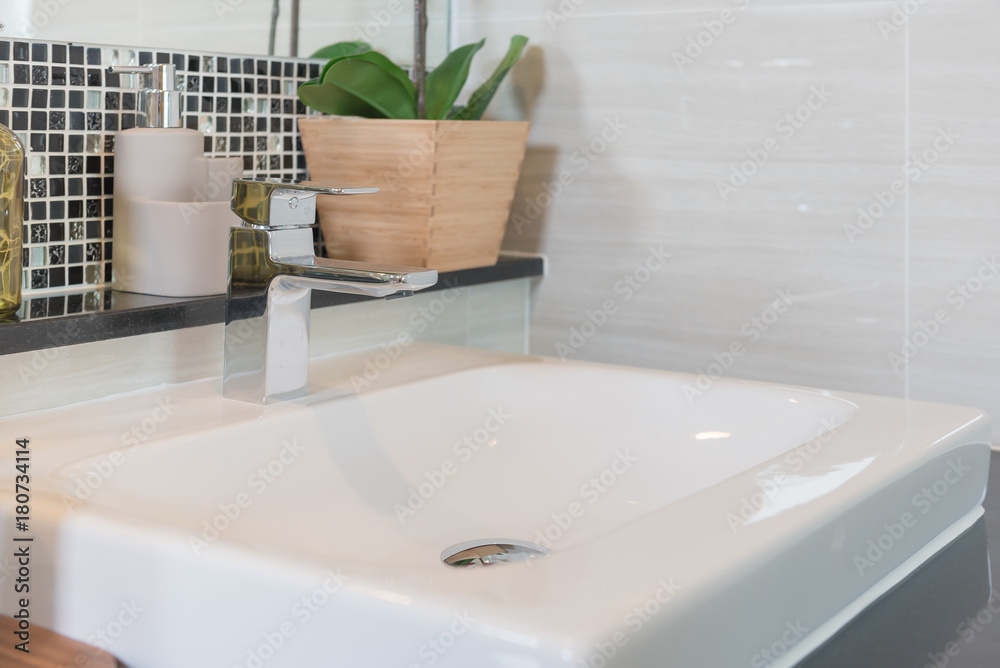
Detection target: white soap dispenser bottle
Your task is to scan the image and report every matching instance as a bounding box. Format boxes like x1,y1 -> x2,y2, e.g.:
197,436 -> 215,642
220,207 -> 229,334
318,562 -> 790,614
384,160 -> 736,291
110,63 -> 243,297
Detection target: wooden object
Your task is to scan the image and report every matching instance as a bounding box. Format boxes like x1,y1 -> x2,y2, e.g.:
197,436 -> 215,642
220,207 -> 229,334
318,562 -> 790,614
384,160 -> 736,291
0,615 -> 118,667
299,118 -> 530,272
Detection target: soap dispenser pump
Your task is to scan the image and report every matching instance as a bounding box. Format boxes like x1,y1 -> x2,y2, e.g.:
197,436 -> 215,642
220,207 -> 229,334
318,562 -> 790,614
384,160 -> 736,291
110,63 -> 243,297
118,63 -> 182,128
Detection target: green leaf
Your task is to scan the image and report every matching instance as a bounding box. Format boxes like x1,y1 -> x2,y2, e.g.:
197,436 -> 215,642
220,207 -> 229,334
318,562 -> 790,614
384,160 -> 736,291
450,35 -> 528,121
310,40 -> 371,61
424,39 -> 485,120
345,51 -> 416,100
297,79 -> 386,118
319,58 -> 417,119
318,42 -> 373,81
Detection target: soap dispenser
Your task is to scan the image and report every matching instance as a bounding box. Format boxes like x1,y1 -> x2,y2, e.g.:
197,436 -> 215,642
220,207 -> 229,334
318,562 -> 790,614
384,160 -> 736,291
110,63 -> 243,297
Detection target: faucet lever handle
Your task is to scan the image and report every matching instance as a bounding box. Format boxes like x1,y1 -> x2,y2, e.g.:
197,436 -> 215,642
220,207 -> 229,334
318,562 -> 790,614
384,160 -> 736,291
231,178 -> 378,229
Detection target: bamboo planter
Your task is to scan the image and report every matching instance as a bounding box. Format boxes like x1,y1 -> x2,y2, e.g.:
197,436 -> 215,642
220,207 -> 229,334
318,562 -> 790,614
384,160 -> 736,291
298,117 -> 530,272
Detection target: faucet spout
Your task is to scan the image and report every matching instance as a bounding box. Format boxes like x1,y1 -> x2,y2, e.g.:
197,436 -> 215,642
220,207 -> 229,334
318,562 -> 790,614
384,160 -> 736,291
274,254 -> 437,299
223,225 -> 437,404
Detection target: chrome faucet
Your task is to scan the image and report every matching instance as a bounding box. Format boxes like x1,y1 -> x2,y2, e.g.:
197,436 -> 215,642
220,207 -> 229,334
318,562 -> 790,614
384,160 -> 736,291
223,179 -> 438,404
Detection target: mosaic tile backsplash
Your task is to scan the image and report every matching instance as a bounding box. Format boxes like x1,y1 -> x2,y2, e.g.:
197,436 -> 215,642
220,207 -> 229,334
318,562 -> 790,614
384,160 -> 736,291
0,38 -> 322,300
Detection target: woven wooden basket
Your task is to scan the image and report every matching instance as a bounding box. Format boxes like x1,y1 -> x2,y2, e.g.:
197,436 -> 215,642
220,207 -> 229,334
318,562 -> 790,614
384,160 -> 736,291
299,117 -> 530,272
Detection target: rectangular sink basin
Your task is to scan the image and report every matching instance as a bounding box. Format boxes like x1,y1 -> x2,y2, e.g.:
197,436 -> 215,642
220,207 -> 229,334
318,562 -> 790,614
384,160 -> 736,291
0,344 -> 991,668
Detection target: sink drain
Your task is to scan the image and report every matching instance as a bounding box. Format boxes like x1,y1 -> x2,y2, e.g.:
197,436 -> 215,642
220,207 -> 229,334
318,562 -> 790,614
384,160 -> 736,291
441,539 -> 549,568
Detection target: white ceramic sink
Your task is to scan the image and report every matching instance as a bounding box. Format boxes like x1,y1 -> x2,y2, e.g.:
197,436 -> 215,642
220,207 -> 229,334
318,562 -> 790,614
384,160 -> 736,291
0,343 -> 991,668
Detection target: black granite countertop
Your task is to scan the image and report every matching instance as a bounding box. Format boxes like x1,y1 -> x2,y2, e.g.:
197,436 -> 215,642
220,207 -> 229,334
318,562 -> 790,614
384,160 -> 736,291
798,450 -> 1000,667
0,255 -> 544,355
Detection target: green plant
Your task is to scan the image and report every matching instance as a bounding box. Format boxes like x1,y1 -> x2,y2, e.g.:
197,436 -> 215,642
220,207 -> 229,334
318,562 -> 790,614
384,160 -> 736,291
298,34 -> 528,121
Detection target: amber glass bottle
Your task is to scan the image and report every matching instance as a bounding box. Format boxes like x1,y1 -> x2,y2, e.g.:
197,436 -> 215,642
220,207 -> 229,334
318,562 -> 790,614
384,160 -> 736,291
0,123 -> 24,317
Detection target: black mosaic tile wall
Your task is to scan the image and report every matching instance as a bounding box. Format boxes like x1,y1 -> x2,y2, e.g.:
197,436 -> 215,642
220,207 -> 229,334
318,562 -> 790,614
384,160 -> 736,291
0,38 -> 321,299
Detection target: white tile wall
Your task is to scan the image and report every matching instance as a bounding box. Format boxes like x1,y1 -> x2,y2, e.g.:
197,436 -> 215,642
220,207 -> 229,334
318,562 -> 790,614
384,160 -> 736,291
907,0 -> 1000,428
12,0 -> 451,64
455,0 -> 1000,441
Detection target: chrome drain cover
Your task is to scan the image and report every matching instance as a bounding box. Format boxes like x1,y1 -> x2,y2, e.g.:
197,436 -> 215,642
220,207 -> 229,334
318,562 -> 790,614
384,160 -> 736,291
441,539 -> 549,568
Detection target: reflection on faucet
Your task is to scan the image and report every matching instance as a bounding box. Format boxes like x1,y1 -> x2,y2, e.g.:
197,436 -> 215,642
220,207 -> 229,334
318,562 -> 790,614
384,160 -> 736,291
223,179 -> 437,404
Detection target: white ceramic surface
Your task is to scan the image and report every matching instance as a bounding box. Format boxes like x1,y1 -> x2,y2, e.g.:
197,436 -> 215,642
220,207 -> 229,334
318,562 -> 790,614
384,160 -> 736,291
0,344 -> 990,667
